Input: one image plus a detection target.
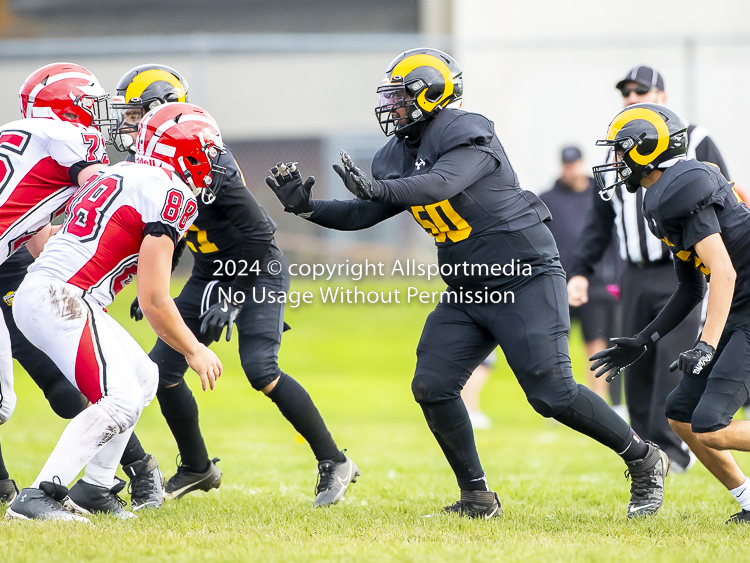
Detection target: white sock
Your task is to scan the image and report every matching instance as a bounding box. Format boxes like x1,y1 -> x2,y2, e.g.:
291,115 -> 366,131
83,426 -> 134,489
32,404 -> 121,488
729,476 -> 750,511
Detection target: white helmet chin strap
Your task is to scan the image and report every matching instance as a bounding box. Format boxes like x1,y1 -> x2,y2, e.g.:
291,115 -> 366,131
201,190 -> 216,205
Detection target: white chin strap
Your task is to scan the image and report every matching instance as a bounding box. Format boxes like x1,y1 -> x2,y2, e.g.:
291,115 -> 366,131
117,134 -> 134,151
201,190 -> 215,205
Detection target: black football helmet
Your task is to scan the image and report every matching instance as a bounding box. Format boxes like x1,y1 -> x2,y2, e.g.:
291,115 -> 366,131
110,64 -> 189,152
375,48 -> 463,137
593,103 -> 687,199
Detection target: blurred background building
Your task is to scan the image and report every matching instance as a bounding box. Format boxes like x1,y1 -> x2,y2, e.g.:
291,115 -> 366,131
0,0 -> 748,264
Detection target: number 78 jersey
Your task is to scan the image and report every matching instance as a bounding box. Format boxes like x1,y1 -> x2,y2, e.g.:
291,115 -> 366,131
30,161 -> 198,307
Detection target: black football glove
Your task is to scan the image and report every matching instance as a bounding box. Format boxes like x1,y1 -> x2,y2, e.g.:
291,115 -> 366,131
130,297 -> 143,322
669,341 -> 715,375
332,150 -> 379,200
199,299 -> 242,343
589,336 -> 648,382
264,161 -> 315,217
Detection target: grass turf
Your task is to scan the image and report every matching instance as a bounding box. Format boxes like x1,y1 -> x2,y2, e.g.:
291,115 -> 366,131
1,279 -> 748,563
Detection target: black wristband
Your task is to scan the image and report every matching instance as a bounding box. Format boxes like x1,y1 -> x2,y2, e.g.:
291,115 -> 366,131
634,331 -> 655,349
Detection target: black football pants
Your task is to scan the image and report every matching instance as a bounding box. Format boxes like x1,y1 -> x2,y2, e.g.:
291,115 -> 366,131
413,273 -> 578,417
149,267 -> 289,391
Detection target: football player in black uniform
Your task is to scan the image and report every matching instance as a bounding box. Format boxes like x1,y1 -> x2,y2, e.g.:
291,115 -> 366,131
114,65 -> 358,506
265,48 -> 668,519
0,246 -> 165,511
591,103 -> 750,524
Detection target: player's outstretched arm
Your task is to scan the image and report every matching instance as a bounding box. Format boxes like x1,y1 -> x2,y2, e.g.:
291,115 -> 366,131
265,160 -> 403,230
335,148 -> 497,207
590,256 -> 706,381
137,234 -> 222,390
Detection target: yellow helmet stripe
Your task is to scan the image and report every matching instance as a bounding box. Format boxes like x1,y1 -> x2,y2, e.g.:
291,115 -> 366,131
607,107 -> 670,166
125,69 -> 186,103
391,53 -> 453,112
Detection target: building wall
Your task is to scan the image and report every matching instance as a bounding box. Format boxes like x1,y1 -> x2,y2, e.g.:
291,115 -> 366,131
453,0 -> 750,192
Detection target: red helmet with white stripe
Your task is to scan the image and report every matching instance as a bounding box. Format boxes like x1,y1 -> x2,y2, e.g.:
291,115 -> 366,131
19,62 -> 113,131
134,102 -> 225,203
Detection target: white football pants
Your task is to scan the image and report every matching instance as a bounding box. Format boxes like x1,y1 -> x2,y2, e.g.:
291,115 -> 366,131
13,272 -> 157,488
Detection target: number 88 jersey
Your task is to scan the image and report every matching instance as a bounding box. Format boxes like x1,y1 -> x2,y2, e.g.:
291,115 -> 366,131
29,161 -> 198,307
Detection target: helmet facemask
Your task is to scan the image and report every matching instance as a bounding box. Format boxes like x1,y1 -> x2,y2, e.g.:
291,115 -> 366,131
375,78 -> 427,136
110,96 -> 180,153
592,137 -> 640,199
75,92 -> 118,137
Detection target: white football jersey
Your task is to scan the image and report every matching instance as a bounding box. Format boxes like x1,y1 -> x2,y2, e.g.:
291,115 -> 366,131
30,161 -> 198,307
0,118 -> 108,263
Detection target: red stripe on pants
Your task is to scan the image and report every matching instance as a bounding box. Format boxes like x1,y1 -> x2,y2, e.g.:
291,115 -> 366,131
75,315 -> 103,403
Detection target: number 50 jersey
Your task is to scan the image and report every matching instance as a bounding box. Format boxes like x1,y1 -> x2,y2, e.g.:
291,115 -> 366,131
29,161 -> 198,307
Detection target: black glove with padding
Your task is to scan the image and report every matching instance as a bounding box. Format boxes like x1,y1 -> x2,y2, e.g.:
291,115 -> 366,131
265,161 -> 315,217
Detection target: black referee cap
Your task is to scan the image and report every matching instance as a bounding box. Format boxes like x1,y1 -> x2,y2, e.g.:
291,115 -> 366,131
615,66 -> 665,92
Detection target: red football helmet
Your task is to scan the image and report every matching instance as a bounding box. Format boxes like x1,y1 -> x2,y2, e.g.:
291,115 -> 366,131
135,102 -> 225,202
19,62 -> 113,131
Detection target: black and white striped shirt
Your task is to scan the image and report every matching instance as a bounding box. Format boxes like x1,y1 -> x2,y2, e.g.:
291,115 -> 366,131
570,125 -> 729,276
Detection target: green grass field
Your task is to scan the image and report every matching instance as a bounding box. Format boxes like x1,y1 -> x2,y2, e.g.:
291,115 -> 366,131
1,279 -> 749,563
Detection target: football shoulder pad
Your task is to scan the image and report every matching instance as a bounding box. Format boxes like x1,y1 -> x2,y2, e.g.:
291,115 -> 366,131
652,161 -> 724,222
422,109 -> 496,157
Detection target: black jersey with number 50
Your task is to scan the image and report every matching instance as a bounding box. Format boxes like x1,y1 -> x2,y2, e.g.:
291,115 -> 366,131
309,109 -> 563,291
371,109 -> 562,290
372,109 -> 551,244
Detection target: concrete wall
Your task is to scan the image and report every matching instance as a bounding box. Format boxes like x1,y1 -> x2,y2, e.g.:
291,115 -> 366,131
453,0 -> 750,192
0,52 -> 396,141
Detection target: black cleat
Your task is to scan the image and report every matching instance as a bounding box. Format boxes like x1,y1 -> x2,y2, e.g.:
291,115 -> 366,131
313,453 -> 359,507
727,509 -> 750,524
6,481 -> 89,522
164,457 -> 222,500
0,478 -> 19,504
443,490 -> 503,519
123,454 -> 164,511
625,441 -> 670,518
65,477 -> 135,519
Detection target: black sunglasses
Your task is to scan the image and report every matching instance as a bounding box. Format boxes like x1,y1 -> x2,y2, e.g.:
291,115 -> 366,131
620,85 -> 652,97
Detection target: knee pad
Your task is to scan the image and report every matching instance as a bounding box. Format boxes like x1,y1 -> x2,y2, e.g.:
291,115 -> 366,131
690,402 -> 729,434
241,357 -> 280,392
0,392 -> 16,425
411,352 -> 465,405
664,390 -> 688,423
98,387 -> 145,432
521,364 -> 578,418
44,378 -> 88,419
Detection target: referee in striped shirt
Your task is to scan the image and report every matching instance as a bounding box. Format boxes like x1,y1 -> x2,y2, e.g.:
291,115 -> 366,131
567,65 -> 730,473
